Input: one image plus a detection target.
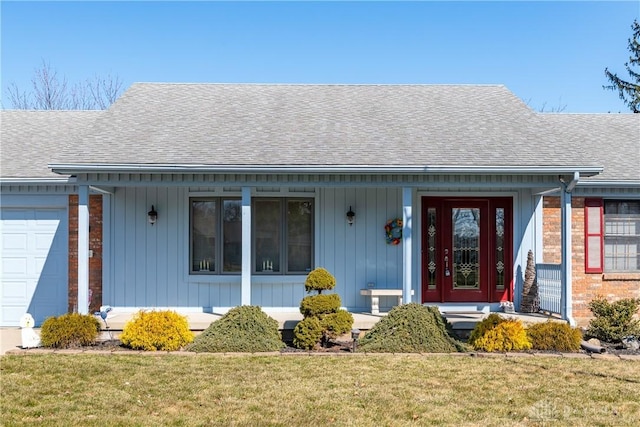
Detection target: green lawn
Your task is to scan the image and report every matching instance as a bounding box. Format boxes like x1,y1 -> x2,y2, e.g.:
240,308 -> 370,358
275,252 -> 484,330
1,354 -> 639,426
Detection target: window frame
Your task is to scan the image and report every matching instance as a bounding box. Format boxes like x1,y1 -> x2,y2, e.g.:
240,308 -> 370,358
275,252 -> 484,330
189,194 -> 315,277
252,197 -> 315,275
603,199 -> 640,273
189,197 -> 242,276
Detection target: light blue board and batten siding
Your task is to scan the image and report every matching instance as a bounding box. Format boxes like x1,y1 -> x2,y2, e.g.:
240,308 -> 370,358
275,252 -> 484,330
103,186 -> 405,311
106,186 -> 241,310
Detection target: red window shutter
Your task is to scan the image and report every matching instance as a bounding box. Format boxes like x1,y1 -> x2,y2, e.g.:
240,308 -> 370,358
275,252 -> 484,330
584,198 -> 603,273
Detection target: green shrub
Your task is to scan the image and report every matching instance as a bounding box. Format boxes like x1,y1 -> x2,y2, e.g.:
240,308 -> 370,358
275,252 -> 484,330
358,304 -> 465,353
120,310 -> 194,351
40,313 -> 101,348
304,267 -> 336,293
527,321 -> 582,352
586,297 -> 640,343
299,293 -> 341,316
469,315 -> 531,352
187,306 -> 284,353
321,310 -> 354,339
293,267 -> 354,349
292,316 -> 324,350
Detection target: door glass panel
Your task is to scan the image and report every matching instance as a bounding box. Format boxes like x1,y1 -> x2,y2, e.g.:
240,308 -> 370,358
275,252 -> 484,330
495,207 -> 505,290
427,208 -> 437,290
452,208 -> 480,289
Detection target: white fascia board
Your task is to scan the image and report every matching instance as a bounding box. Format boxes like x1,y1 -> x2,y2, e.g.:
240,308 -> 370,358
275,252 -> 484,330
49,163 -> 604,177
0,177 -> 74,185
577,180 -> 640,188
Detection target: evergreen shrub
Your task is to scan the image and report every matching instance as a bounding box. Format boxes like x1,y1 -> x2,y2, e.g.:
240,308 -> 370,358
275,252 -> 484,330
469,315 -> 531,352
527,321 -> 582,352
120,310 -> 194,351
293,267 -> 353,349
358,304 -> 465,353
187,306 -> 284,353
299,294 -> 341,316
40,313 -> 101,348
304,267 -> 336,293
586,297 -> 640,343
292,316 -> 324,350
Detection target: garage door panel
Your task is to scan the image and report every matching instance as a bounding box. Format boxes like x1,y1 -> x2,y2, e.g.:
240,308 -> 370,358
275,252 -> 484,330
1,206 -> 68,326
1,280 -> 31,299
2,257 -> 28,276
2,233 -> 28,250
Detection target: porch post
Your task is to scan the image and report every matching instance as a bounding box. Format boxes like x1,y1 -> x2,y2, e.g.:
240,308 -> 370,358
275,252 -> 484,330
402,187 -> 413,304
241,187 -> 252,306
77,185 -> 90,314
560,186 -> 575,325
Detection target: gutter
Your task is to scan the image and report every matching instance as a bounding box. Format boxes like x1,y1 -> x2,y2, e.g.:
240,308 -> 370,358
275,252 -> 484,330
0,177 -> 74,185
48,163 -> 604,177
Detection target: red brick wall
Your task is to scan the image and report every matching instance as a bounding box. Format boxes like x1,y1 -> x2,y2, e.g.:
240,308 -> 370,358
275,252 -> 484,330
543,196 -> 640,326
68,195 -> 103,313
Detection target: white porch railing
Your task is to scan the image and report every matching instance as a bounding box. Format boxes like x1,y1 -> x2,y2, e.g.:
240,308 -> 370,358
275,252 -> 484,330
536,263 -> 562,315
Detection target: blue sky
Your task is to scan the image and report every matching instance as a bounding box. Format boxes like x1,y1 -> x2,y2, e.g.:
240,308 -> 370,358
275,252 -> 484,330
1,1 -> 638,112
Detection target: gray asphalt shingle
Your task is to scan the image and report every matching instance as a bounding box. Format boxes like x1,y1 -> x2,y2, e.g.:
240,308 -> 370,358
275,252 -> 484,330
1,110 -> 102,178
50,83 -> 598,168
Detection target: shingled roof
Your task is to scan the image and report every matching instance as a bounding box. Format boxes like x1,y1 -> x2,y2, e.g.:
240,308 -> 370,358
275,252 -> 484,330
49,83 -> 602,172
1,110 -> 101,179
541,114 -> 640,183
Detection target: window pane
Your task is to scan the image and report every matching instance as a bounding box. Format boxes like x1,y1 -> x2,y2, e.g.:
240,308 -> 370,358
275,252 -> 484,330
192,200 -> 216,272
287,200 -> 313,273
604,200 -> 640,272
222,200 -> 242,272
255,200 -> 281,273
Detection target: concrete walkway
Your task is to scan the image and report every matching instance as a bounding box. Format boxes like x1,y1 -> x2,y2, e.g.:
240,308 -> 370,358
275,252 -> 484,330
1,309 -> 561,355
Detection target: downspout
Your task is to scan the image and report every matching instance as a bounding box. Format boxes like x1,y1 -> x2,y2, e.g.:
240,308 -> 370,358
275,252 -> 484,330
560,171 -> 579,326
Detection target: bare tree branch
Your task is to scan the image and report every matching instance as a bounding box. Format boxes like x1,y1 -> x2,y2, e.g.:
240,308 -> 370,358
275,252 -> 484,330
3,60 -> 123,110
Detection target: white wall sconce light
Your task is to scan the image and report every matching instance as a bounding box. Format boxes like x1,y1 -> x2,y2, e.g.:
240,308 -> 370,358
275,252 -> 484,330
346,206 -> 355,226
148,205 -> 158,225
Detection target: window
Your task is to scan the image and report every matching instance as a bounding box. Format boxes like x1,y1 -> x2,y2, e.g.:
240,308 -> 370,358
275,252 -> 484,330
254,198 -> 314,274
190,197 -> 314,275
190,198 -> 242,274
604,200 -> 640,272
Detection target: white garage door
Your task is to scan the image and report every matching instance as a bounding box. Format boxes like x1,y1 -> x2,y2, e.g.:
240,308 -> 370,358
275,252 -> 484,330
1,208 -> 68,326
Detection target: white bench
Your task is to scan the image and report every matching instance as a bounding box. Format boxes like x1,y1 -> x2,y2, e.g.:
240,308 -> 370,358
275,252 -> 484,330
360,289 -> 414,314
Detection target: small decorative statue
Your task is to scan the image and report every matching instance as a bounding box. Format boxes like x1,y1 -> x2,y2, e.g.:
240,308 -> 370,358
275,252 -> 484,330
19,313 -> 41,348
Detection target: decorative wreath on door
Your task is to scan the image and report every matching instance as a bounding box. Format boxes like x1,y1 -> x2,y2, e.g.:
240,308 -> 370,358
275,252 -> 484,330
385,218 -> 403,245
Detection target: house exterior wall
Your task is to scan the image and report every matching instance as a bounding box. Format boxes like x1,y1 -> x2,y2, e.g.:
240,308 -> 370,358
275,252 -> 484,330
101,183 -> 539,313
104,185 -> 406,311
68,194 -> 103,313
543,196 -> 640,326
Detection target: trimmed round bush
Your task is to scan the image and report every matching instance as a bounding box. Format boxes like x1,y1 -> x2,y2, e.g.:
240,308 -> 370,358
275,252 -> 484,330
40,313 -> 101,348
299,293 -> 341,316
527,321 -> 582,352
469,315 -> 531,352
321,310 -> 354,339
304,267 -> 336,293
293,316 -> 324,350
187,306 -> 284,353
358,303 -> 465,353
120,310 -> 194,351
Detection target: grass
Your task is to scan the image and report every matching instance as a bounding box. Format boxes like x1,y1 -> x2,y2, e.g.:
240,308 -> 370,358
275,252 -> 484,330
1,354 -> 639,426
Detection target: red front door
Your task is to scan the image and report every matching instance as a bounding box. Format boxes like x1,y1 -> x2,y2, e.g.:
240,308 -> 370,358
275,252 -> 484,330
422,197 -> 512,303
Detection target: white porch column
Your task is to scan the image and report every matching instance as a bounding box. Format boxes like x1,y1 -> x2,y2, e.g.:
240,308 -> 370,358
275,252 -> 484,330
241,187 -> 252,306
77,185 -> 90,314
402,187 -> 413,304
560,187 -> 575,325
